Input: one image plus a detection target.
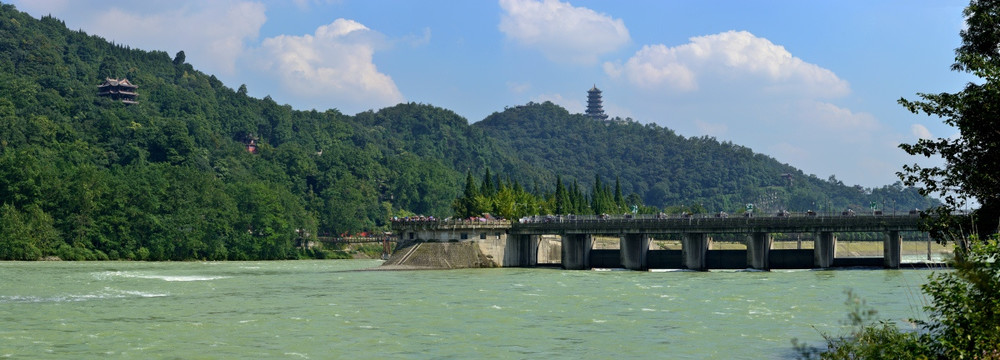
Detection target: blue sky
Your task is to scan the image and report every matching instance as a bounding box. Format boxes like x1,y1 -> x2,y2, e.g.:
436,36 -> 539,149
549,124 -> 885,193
13,0 -> 970,189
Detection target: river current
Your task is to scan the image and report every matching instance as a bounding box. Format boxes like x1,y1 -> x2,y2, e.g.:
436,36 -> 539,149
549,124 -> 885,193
1,260 -> 939,359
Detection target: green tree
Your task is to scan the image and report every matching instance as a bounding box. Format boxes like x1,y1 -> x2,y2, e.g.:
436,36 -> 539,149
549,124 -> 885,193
480,168 -> 496,198
0,204 -> 41,260
919,235 -> 1000,358
804,1 -> 1000,358
554,176 -> 569,215
898,0 -> 1000,235
614,176 -> 625,210
172,50 -> 185,66
452,170 -> 482,218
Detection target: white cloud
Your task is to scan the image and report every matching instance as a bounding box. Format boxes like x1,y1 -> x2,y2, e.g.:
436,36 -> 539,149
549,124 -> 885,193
403,27 -> 433,47
254,19 -> 404,112
601,101 -> 633,120
606,31 -> 849,97
499,0 -> 630,64
292,0 -> 342,11
533,93 -> 584,113
86,2 -> 267,75
507,81 -> 532,94
768,142 -> 809,165
695,120 -> 728,137
802,101 -> 878,136
911,124 -> 933,139
766,101 -> 889,184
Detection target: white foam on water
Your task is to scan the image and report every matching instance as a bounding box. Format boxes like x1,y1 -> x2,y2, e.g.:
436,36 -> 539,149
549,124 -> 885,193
0,288 -> 167,303
96,271 -> 230,282
115,289 -> 168,298
137,275 -> 230,282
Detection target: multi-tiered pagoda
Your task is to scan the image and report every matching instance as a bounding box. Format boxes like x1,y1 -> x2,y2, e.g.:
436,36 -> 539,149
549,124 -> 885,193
97,78 -> 138,104
585,85 -> 608,121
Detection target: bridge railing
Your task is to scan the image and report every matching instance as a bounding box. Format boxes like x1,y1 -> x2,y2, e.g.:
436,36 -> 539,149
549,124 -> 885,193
390,218 -> 513,230
388,212 -> 925,233
318,236 -> 397,244
512,212 -> 923,234
516,211 -> 920,223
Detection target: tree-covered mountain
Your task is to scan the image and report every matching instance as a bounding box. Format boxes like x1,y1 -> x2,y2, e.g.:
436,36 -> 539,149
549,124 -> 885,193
475,102 -> 936,215
0,4 -> 936,260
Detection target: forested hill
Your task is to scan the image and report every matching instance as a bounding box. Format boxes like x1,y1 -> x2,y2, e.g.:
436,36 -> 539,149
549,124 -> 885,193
0,5 -> 934,261
475,102 -> 936,214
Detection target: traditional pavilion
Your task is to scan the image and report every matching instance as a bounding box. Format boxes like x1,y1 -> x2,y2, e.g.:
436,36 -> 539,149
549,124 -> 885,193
586,85 -> 608,121
97,78 -> 138,104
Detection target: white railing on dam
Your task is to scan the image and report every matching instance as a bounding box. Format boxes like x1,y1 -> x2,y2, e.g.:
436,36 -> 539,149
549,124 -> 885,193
511,212 -> 924,235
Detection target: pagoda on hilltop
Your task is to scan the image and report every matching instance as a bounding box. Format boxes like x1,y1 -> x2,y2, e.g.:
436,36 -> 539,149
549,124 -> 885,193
585,85 -> 608,121
97,78 -> 138,104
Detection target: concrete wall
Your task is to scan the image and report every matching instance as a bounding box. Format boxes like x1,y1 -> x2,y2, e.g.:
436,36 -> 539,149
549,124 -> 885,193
747,232 -> 772,270
621,234 -> 649,270
648,250 -> 683,268
562,234 -> 592,270
537,235 -> 562,264
682,233 -> 710,270
884,231 -> 901,268
386,242 -> 495,269
476,235 -> 513,267
400,229 -> 507,243
590,250 -> 621,268
769,250 -> 814,269
706,250 -> 746,269
814,232 -> 837,268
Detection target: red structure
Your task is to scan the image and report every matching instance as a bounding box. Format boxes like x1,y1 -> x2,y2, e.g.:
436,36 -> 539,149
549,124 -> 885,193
97,78 -> 139,104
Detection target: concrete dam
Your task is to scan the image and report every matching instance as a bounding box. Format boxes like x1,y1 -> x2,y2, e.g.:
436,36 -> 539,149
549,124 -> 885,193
388,213 -> 931,270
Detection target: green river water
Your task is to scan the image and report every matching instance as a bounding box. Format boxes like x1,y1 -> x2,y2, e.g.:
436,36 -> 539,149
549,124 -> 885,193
1,260 -> 939,359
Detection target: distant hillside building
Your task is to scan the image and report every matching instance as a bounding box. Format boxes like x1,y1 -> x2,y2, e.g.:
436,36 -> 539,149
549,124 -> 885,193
586,85 -> 608,121
97,78 -> 138,104
245,134 -> 259,154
